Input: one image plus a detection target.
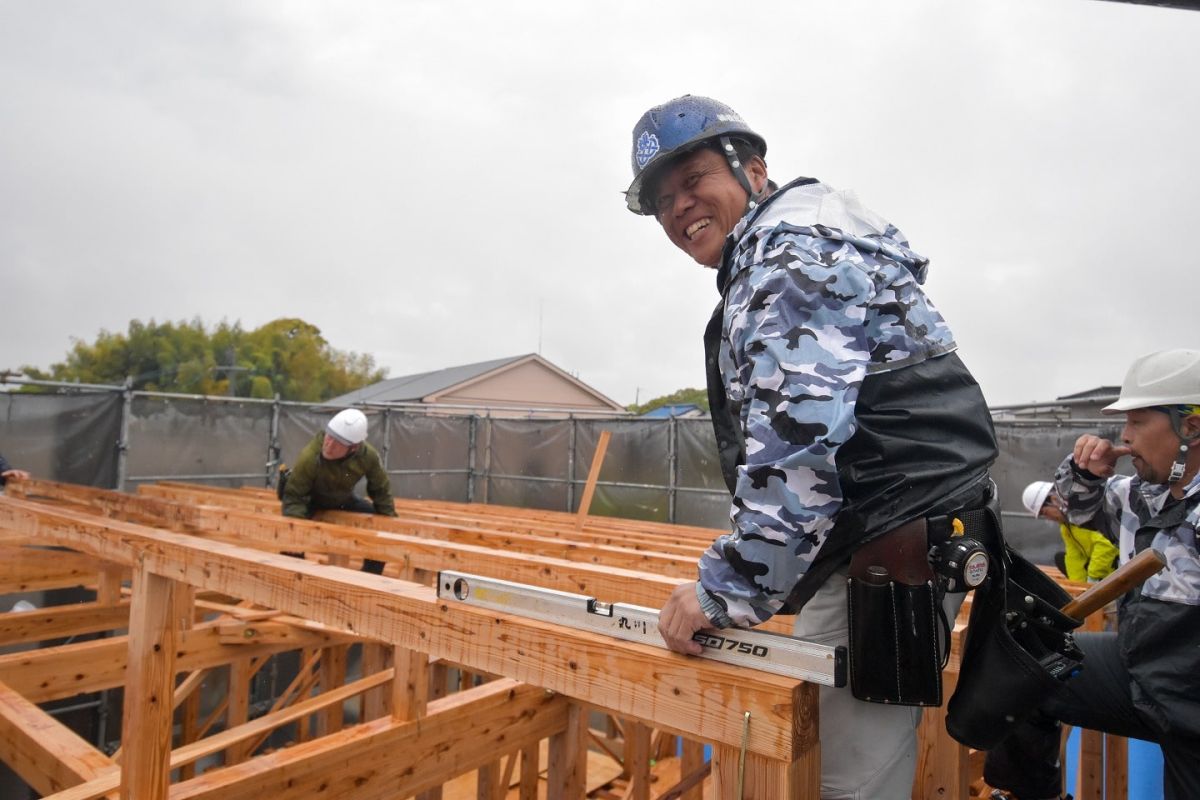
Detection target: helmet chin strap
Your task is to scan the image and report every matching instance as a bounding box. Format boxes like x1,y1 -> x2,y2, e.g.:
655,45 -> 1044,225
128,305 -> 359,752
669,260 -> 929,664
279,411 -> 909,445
1165,407 -> 1199,484
719,136 -> 770,215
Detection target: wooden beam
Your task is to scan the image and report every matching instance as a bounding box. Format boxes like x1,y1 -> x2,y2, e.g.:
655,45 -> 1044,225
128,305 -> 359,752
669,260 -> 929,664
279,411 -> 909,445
0,601 -> 129,647
0,544 -> 97,593
0,498 -> 804,759
41,670 -> 397,800
119,567 -> 179,800
163,680 -> 566,800
0,619 -> 353,704
197,505 -> 698,578
576,430 -> 611,527
14,479 -> 195,530
0,679 -> 114,795
165,498 -> 786,637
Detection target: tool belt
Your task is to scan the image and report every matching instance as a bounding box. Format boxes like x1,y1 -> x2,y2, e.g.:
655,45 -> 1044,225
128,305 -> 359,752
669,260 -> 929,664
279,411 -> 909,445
846,495 -> 998,707
845,490 -> 1082,729
945,497 -> 1083,749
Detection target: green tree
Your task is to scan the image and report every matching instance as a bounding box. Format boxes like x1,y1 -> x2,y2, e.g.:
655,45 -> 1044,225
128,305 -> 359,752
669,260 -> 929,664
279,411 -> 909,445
21,317 -> 387,402
627,387 -> 709,415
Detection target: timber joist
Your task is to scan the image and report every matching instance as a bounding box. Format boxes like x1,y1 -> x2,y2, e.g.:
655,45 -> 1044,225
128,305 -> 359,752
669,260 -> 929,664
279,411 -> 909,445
0,481 -> 820,799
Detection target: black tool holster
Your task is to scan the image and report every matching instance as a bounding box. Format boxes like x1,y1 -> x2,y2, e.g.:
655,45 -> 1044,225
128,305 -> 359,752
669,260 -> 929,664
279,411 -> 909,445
944,497 -> 1083,750
847,519 -> 943,706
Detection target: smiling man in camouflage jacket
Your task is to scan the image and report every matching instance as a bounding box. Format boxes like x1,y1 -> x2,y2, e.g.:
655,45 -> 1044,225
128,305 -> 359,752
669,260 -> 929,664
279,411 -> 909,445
626,95 -> 998,798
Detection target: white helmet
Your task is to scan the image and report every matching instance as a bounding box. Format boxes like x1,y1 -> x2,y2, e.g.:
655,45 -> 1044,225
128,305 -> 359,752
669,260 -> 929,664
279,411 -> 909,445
1104,349 -> 1200,413
1021,481 -> 1054,517
326,409 -> 368,445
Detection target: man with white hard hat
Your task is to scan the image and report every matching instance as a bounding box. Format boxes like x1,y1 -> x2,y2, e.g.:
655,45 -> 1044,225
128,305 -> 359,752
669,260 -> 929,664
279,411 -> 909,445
279,408 -> 394,574
986,349 -> 1200,800
1020,479 -> 1117,583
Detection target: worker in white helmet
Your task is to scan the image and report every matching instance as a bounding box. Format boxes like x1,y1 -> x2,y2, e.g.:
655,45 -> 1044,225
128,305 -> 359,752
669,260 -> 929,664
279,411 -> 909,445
986,349 -> 1200,800
279,408 -> 394,574
1021,480 -> 1117,583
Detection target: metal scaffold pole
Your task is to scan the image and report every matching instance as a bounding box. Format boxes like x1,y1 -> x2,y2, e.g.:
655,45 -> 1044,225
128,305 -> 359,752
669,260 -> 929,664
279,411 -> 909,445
668,416 -> 678,524
115,376 -> 133,492
381,407 -> 392,470
466,415 -> 477,503
567,415 -> 577,513
265,394 -> 281,487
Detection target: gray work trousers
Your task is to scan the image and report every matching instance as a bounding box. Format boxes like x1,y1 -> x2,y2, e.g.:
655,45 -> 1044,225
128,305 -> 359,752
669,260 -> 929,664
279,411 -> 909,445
792,567 -> 963,800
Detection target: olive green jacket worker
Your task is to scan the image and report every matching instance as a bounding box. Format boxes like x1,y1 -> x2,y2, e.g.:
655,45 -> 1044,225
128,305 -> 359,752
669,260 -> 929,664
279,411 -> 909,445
281,433 -> 396,519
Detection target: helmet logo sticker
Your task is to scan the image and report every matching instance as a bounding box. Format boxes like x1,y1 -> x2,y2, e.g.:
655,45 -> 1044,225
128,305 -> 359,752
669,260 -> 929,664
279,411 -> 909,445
635,131 -> 660,169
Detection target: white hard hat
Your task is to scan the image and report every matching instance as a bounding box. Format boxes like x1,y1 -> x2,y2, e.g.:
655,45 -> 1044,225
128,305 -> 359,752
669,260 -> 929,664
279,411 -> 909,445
1104,349 -> 1200,413
326,409 -> 368,445
1021,481 -> 1054,517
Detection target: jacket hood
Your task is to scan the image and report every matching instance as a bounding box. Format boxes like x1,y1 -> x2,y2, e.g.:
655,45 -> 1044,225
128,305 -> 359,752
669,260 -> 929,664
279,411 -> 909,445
735,178 -> 931,284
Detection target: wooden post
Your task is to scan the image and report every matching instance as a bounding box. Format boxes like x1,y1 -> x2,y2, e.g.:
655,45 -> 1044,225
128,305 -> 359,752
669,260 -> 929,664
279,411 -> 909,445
392,646 -> 429,722
518,742 -> 540,799
680,739 -> 706,800
120,566 -> 179,800
711,683 -> 818,799
1105,734 -> 1128,800
914,669 -> 968,798
225,657 -> 254,764
316,643 -> 348,736
172,586 -> 200,780
1075,610 -> 1107,800
476,760 -> 504,800
575,430 -> 611,528
97,566 -> 125,606
622,718 -> 652,800
547,701 -> 588,799
394,645 -> 439,800
360,642 -> 391,721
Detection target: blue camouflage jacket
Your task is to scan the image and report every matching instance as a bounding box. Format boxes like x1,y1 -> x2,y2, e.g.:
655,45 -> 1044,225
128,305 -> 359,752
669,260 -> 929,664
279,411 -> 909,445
1057,456 -> 1200,736
699,178 -> 997,627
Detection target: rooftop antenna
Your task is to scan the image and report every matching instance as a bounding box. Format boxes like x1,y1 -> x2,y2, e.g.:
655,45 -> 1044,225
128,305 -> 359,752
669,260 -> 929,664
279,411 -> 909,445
537,300 -> 544,354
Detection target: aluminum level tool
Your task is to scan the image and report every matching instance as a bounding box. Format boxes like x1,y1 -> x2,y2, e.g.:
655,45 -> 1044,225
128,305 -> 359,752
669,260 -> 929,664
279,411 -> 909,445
436,570 -> 847,687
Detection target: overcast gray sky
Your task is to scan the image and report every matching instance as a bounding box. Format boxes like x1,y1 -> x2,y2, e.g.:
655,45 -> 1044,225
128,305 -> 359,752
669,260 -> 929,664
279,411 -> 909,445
2,0 -> 1197,407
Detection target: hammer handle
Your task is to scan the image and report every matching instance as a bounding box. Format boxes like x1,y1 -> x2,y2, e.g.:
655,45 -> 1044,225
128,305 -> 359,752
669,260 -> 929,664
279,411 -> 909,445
1060,548 -> 1166,621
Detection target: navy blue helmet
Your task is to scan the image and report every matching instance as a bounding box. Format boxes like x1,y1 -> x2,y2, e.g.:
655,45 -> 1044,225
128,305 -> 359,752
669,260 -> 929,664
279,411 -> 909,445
625,95 -> 766,215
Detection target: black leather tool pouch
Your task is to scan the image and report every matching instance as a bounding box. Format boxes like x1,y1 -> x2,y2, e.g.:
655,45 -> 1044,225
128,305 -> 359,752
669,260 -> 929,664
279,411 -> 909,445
946,541 -> 1083,749
847,575 -> 942,706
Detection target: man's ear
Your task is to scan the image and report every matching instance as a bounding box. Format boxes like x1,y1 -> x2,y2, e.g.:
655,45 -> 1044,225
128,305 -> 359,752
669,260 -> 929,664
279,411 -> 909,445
745,155 -> 768,194
1184,413 -> 1200,440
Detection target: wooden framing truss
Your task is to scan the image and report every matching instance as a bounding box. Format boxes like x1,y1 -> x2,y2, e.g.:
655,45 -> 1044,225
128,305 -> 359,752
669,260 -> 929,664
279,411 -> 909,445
0,477 -> 1131,799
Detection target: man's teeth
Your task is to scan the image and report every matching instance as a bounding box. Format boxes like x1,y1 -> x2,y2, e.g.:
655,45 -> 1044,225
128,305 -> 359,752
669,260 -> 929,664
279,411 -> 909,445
686,219 -> 710,240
